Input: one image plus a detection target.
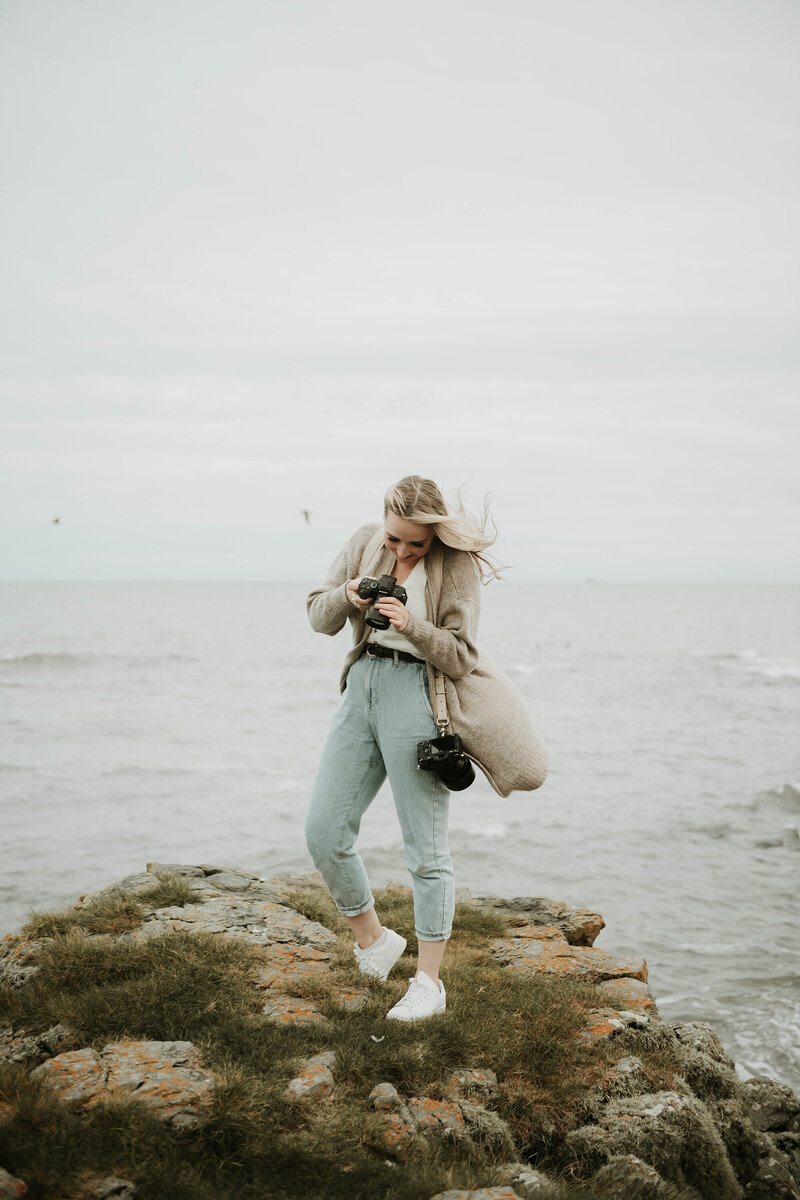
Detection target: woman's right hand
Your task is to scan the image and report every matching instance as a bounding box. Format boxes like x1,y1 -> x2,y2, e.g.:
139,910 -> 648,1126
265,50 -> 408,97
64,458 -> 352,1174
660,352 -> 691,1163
346,578 -> 374,611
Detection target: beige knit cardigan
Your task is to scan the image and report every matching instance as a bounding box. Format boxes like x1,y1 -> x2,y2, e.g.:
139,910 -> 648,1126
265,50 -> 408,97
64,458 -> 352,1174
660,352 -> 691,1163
306,522 -> 550,797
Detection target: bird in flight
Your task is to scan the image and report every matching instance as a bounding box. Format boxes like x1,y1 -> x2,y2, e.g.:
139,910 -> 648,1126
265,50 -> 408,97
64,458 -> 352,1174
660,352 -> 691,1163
300,510 -> 312,525
52,517 -> 60,524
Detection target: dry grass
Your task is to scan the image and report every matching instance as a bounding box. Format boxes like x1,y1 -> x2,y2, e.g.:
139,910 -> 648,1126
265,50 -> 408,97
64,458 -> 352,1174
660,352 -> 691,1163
21,873 -> 202,940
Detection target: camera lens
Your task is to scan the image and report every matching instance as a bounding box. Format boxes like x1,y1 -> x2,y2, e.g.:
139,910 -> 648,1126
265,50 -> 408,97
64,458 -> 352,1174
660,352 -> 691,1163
436,754 -> 475,791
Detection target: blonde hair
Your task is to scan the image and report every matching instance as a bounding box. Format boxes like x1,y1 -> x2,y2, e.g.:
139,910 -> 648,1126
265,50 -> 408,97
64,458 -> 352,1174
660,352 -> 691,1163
383,475 -> 504,582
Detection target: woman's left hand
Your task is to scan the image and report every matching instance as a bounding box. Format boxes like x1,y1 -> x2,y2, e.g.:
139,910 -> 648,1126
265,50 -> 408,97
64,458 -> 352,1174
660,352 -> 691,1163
375,600 -> 409,632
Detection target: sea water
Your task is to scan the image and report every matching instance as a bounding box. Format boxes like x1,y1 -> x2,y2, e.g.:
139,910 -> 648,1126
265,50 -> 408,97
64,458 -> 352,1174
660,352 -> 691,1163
1,580 -> 798,1091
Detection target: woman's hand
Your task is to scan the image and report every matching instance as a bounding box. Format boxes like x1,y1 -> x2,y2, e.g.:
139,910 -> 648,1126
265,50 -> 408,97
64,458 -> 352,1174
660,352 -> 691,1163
375,598 -> 409,632
345,579 -> 374,612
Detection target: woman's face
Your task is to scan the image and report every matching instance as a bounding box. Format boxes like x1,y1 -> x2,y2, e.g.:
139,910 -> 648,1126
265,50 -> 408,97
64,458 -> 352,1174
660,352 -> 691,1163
384,512 -> 435,567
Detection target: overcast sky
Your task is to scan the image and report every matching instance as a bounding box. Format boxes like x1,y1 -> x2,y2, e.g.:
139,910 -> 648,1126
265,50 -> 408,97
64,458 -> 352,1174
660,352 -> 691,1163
1,0 -> 798,582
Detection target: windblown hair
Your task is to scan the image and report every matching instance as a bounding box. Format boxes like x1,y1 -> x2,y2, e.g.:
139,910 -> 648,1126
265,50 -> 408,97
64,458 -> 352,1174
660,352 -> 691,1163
383,475 -> 504,582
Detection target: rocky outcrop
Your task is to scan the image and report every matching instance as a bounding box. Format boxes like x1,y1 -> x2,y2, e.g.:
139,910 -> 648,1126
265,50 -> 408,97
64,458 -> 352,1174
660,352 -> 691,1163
472,895 -> 605,946
30,1039 -> 214,1129
489,923 -> 648,984
368,1079 -> 516,1160
1,863 -> 799,1200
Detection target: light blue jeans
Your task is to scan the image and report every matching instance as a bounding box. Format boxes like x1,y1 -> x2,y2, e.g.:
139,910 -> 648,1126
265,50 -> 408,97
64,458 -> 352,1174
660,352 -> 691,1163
305,653 -> 454,941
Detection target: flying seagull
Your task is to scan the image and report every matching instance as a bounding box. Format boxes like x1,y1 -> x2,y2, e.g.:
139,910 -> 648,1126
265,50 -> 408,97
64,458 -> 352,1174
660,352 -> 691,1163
52,517 -> 60,524
300,509 -> 312,525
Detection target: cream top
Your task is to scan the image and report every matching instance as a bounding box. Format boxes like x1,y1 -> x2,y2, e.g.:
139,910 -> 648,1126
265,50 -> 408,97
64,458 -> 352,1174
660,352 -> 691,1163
368,558 -> 428,657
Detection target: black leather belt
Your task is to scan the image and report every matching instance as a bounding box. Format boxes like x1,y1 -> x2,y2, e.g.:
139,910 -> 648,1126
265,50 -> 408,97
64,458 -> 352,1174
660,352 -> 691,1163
364,643 -> 426,666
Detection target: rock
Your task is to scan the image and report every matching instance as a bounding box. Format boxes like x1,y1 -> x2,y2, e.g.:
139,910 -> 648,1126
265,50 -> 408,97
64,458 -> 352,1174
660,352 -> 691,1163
194,871 -> 253,893
84,870 -> 159,900
90,864 -> 288,910
286,1052 -> 336,1100
197,864 -> 260,879
261,994 -> 325,1024
600,1055 -> 646,1088
333,986 -> 370,1011
744,1146 -> 800,1199
115,894 -> 336,953
144,863 -> 205,878
670,1022 -> 741,1102
87,1177 -> 138,1199
495,1162 -> 556,1194
774,1132 -> 800,1181
597,977 -> 657,1013
408,1096 -> 467,1135
585,1057 -> 652,1119
0,1023 -> 73,1068
0,1168 -> 27,1199
567,1090 -> 740,1200
473,895 -> 604,946
428,1190 -> 524,1200
0,935 -> 46,988
31,1039 -> 213,1128
588,1153 -> 673,1197
370,1082 -> 401,1111
490,925 -> 647,983
260,870 -> 327,895
741,1077 -> 800,1133
577,1008 -> 627,1046
254,943 -> 333,989
447,1068 -> 499,1098
369,1082 -> 514,1161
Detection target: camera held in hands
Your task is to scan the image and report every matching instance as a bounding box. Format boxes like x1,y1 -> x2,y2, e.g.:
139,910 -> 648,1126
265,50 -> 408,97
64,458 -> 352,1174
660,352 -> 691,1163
358,574 -> 408,630
417,732 -> 476,791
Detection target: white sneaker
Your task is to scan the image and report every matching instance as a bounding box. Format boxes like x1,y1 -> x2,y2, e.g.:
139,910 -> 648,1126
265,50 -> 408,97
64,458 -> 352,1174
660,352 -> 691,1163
385,971 -> 446,1021
353,928 -> 407,981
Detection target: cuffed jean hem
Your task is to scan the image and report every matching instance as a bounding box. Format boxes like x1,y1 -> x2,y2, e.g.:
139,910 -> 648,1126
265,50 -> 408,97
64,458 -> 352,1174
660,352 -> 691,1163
333,892 -> 376,919
416,930 -> 452,942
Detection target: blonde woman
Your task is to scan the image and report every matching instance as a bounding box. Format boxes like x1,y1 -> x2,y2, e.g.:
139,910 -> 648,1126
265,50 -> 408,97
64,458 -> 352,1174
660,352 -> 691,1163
305,475 -> 498,1021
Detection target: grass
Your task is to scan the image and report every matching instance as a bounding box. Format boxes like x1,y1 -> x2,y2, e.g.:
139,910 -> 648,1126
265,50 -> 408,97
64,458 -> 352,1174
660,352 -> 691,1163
20,872 -> 203,940
0,886 -> 684,1200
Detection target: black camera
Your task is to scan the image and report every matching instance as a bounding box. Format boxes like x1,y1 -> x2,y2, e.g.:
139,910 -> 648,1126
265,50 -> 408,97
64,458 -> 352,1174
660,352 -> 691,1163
357,574 -> 408,630
417,733 -> 475,791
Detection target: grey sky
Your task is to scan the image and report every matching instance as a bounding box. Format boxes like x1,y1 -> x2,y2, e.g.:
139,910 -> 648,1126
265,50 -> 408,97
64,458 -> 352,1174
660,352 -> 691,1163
1,0 -> 798,581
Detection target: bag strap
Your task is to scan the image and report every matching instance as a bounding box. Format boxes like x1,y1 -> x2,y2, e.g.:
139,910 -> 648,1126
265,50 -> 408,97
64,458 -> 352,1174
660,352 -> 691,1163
433,669 -> 449,733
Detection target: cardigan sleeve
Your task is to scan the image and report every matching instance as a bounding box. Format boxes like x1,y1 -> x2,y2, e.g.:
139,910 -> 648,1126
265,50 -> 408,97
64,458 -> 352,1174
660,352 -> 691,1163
402,554 -> 481,679
306,523 -> 377,635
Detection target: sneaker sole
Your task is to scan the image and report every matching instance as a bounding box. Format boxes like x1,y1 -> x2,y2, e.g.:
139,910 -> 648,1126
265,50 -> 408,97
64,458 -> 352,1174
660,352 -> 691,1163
385,1002 -> 447,1022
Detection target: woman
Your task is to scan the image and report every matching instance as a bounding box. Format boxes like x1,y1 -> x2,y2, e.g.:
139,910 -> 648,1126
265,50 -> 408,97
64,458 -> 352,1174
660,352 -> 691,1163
305,475 -> 499,1022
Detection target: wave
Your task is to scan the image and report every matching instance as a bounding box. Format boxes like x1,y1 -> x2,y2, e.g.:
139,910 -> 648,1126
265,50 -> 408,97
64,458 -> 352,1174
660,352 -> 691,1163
0,651 -> 98,667
692,648 -> 800,684
0,651 -> 199,670
755,782 -> 800,813
98,763 -> 275,778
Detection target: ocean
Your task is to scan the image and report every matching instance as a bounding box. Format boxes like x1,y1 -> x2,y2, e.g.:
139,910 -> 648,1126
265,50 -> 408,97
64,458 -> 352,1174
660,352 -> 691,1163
1,580 -> 798,1093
